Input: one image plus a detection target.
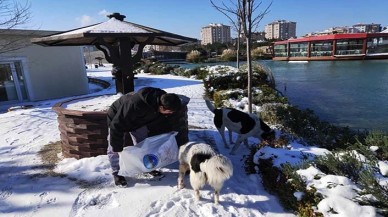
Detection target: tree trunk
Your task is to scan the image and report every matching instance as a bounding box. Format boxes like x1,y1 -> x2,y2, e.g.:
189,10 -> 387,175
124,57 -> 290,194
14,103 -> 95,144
236,30 -> 240,69
246,35 -> 253,113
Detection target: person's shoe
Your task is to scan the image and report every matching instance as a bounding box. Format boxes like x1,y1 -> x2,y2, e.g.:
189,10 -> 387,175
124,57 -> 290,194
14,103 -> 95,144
137,170 -> 165,181
148,170 -> 164,177
113,172 -> 127,186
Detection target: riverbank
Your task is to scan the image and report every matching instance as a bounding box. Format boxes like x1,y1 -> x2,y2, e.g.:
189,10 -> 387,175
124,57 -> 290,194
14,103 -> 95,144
174,60 -> 388,133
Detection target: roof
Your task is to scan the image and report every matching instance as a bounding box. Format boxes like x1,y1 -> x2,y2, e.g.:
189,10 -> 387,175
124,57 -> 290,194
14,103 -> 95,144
31,16 -> 197,47
273,33 -> 388,45
0,29 -> 59,37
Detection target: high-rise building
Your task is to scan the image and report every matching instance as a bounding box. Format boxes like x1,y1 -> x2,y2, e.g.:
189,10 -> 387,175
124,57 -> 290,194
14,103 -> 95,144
200,23 -> 231,45
265,20 -> 296,40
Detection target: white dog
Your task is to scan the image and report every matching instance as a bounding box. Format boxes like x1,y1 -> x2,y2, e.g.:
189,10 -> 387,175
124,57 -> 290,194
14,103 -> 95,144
178,142 -> 233,204
204,98 -> 274,155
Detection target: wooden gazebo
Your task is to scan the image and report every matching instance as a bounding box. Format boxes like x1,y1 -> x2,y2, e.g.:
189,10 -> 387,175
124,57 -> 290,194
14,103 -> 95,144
31,12 -> 197,94
31,13 -> 196,159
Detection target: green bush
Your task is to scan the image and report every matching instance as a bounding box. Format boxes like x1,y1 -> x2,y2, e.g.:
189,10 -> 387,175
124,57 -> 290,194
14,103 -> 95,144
244,148 -> 323,216
315,152 -> 364,182
135,61 -> 178,75
358,169 -> 388,213
189,67 -> 210,80
261,104 -> 361,150
364,131 -> 388,161
313,151 -> 388,213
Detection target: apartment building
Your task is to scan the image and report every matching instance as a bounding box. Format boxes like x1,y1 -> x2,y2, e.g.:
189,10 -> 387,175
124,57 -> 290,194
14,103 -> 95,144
265,20 -> 296,40
200,23 -> 231,45
353,23 -> 382,33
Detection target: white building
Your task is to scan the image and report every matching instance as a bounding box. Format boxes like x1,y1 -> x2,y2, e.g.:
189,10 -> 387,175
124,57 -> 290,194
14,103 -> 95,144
0,29 -> 89,106
265,20 -> 296,40
200,23 -> 231,45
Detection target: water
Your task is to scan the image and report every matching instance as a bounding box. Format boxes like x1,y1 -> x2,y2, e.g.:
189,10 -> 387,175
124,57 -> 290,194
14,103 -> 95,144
177,60 -> 388,132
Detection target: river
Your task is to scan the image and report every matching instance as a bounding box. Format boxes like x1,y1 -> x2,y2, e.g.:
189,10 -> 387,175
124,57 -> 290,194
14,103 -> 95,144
176,60 -> 388,132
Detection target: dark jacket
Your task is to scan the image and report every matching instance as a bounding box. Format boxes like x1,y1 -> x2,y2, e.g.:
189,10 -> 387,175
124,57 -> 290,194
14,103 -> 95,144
107,87 -> 166,152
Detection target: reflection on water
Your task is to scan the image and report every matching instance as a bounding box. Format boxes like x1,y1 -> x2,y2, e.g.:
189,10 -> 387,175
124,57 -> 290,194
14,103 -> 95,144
177,60 -> 388,132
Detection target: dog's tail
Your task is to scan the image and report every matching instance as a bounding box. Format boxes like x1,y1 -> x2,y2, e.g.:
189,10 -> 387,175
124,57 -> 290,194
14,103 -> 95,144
200,154 -> 233,187
204,97 -> 216,113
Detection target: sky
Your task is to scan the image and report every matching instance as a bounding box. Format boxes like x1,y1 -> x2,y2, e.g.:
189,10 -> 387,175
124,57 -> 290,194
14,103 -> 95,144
16,0 -> 388,39
0,64 -> 386,216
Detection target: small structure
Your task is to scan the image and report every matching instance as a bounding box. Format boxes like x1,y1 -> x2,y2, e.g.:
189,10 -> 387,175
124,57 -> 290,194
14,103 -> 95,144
32,12 -> 197,94
0,29 -> 88,106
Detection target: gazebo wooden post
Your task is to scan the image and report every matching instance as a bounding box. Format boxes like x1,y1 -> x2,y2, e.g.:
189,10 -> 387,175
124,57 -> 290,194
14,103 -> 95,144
116,37 -> 153,94
117,37 -> 134,94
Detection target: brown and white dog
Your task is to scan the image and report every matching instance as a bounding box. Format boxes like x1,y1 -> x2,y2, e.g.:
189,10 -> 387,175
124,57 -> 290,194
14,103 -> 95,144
204,98 -> 274,155
177,142 -> 233,204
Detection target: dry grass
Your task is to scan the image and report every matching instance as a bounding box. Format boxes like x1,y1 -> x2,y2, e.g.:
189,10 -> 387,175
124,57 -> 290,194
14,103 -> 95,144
37,141 -> 63,177
37,141 -> 109,188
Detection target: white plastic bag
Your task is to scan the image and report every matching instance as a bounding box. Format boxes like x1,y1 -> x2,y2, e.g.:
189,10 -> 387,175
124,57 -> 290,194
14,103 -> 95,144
118,132 -> 178,177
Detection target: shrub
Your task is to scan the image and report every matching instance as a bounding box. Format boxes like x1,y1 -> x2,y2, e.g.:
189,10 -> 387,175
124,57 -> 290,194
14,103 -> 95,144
260,104 -> 361,150
313,151 -> 388,214
239,62 -> 276,88
186,50 -> 204,63
252,84 -> 288,105
203,63 -> 279,101
358,169 -> 388,213
364,131 -> 388,161
220,48 -> 237,61
315,152 -> 364,182
147,62 -> 177,75
251,47 -> 266,60
244,147 -> 323,216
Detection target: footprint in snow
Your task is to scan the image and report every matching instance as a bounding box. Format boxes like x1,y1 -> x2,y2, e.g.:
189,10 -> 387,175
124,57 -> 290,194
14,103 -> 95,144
69,189 -> 119,217
0,186 -> 13,200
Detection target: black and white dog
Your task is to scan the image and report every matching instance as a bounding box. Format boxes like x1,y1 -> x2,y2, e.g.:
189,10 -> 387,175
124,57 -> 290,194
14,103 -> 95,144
205,98 -> 274,155
178,142 -> 233,204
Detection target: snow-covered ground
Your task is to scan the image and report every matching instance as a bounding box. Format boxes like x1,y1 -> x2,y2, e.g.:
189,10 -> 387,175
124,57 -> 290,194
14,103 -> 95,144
0,64 -> 383,217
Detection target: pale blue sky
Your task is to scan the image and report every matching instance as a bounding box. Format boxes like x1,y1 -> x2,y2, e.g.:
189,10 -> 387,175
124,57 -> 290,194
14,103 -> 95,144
18,0 -> 388,39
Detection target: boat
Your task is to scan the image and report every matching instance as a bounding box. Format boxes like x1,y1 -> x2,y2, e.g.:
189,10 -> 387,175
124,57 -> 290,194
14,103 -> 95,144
272,33 -> 388,61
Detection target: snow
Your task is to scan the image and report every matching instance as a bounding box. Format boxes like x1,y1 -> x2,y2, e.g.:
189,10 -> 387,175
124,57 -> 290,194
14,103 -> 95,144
59,18 -> 150,36
379,161 -> 388,176
0,64 -> 383,217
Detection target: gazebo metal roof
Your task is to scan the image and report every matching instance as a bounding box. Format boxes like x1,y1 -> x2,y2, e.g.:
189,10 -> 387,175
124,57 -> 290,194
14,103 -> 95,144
31,13 -> 197,47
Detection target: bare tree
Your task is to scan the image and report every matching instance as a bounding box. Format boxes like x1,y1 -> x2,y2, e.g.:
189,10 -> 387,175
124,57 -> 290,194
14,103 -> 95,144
210,0 -> 242,68
210,0 -> 272,113
0,0 -> 31,54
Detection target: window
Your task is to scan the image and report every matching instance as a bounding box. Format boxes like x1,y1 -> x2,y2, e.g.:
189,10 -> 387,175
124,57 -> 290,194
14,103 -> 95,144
289,42 -> 308,57
367,37 -> 388,54
335,39 -> 363,55
274,44 -> 288,57
311,41 -> 333,56
0,61 -> 28,104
